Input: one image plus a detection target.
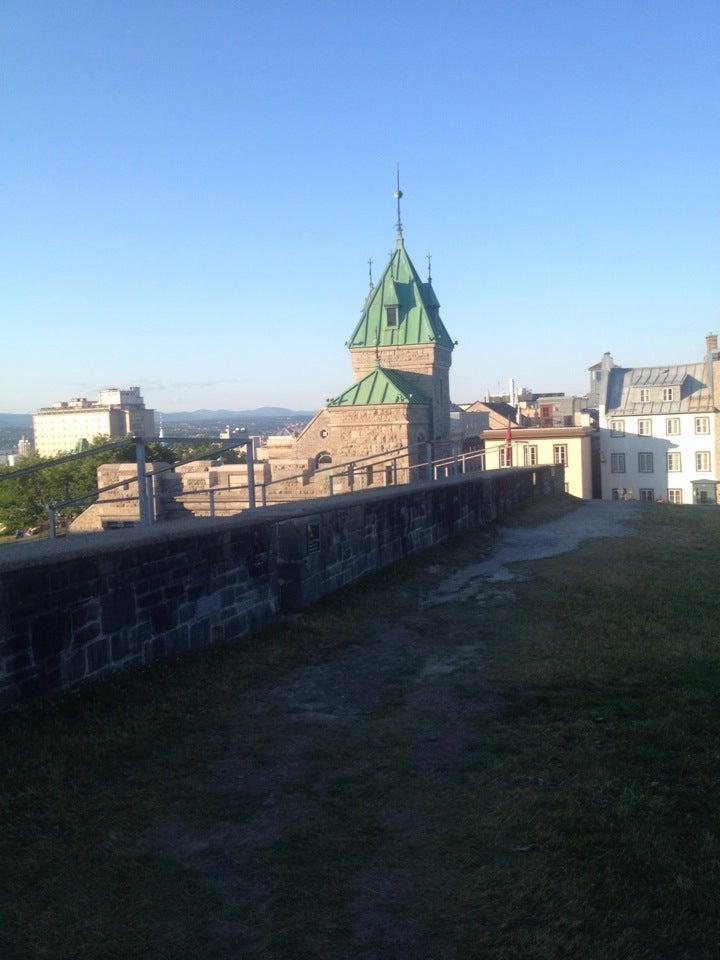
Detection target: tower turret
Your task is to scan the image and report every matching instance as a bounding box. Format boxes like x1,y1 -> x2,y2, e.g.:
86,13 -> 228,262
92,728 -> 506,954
347,188 -> 454,442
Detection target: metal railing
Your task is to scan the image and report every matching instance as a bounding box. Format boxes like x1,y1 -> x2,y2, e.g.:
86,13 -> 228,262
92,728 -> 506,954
1,434 -> 534,543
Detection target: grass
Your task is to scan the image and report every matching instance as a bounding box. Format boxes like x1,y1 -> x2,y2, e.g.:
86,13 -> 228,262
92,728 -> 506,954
2,497 -> 719,959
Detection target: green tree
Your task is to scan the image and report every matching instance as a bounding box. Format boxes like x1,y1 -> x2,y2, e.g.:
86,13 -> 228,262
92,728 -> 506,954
0,435 -> 249,532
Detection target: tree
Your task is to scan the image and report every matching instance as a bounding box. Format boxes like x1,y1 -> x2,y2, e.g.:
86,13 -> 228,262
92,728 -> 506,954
0,435 -> 250,532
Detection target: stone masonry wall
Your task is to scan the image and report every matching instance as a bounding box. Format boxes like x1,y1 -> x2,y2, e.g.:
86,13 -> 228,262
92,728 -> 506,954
0,465 -> 563,709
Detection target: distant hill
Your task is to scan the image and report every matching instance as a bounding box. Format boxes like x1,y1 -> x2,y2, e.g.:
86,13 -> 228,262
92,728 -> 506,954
0,413 -> 33,428
162,408 -> 315,421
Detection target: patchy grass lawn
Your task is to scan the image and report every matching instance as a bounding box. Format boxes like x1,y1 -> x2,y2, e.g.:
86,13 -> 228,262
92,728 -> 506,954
2,499 -> 719,959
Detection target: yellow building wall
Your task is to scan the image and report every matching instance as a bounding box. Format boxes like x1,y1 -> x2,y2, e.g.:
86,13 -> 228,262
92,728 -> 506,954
482,435 -> 592,499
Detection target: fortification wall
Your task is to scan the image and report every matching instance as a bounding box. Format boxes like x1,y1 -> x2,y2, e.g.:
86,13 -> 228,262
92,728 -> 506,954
0,466 -> 563,709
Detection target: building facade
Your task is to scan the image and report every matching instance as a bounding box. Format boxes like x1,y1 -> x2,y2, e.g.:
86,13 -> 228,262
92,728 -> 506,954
254,210 -> 455,491
481,426 -> 594,499
33,387 -> 155,458
595,336 -> 720,504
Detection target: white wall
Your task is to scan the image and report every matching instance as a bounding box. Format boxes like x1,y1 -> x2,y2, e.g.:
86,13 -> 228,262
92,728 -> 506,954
598,411 -> 715,503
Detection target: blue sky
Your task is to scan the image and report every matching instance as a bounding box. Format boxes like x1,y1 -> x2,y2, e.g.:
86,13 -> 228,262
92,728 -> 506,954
3,0 -> 719,412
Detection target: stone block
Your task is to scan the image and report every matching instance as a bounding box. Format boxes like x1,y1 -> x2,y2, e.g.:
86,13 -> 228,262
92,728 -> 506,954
163,626 -> 189,657
72,621 -> 101,648
128,621 -> 151,652
223,613 -> 248,640
86,639 -> 109,674
4,652 -> 31,674
137,589 -> 164,611
196,593 -> 222,618
31,611 -> 71,660
149,602 -> 178,634
110,633 -> 130,662
189,619 -> 211,649
100,588 -> 136,634
62,648 -> 87,684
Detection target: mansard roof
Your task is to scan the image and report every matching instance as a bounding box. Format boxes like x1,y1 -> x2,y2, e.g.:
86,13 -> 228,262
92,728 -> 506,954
327,365 -> 431,407
348,235 -> 454,351
605,362 -> 714,415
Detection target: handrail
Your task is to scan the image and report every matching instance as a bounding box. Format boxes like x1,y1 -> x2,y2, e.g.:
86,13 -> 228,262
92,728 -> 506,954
257,441 -> 429,492
13,432 -> 546,544
0,439 -> 133,482
48,437 -> 250,512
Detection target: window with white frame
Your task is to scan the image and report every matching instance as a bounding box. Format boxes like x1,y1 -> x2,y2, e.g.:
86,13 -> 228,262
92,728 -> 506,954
668,488 -> 683,504
638,452 -> 653,473
639,388 -> 650,402
500,446 -> 512,467
610,453 -> 626,473
666,418 -> 680,436
695,416 -> 710,434
638,419 -> 652,436
667,452 -> 682,472
662,387 -> 675,401
695,451 -> 711,472
610,420 -> 625,437
553,444 -> 568,466
639,488 -> 655,502
524,445 -> 538,466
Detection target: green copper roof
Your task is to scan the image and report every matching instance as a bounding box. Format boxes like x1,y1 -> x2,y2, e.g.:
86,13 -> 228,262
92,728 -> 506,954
328,365 -> 431,407
348,236 -> 454,350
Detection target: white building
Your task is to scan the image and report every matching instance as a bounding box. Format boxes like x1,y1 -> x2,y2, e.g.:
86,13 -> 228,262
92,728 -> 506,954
16,436 -> 32,457
33,386 -> 156,458
595,336 -> 719,504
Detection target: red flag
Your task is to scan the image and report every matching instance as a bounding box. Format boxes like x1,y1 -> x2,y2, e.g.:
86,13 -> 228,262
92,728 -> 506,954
505,418 -> 512,446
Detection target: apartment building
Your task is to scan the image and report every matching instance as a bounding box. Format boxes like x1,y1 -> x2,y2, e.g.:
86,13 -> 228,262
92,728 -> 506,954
33,387 -> 155,458
595,336 -> 719,504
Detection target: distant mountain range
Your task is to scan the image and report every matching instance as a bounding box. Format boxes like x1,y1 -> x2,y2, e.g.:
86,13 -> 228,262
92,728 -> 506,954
0,408 -> 314,428
161,408 -> 316,421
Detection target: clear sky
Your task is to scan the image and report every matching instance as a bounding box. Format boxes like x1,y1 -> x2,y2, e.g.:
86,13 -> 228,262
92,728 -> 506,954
3,0 -> 719,413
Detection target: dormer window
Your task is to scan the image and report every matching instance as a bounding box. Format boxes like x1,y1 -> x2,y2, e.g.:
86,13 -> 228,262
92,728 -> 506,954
386,305 -> 398,327
639,388 -> 650,402
663,387 -> 675,401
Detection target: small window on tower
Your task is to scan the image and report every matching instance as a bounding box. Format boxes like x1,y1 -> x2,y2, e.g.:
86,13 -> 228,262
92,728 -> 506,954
386,305 -> 398,327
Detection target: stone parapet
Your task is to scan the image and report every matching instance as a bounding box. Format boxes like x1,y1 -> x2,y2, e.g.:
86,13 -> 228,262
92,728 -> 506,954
0,466 -> 563,710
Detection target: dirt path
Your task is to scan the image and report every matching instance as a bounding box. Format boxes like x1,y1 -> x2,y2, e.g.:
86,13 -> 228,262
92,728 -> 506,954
425,499 -> 640,604
155,500 -> 641,958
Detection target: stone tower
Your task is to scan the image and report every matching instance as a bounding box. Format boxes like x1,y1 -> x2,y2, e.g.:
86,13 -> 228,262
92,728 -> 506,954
346,223 -> 455,444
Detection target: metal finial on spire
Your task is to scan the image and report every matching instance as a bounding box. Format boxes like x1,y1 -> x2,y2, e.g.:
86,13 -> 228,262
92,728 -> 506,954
394,163 -> 403,237
368,258 -> 373,290
427,252 -> 432,283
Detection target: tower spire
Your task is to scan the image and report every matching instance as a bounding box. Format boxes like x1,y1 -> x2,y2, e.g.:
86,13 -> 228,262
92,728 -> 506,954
394,164 -> 403,241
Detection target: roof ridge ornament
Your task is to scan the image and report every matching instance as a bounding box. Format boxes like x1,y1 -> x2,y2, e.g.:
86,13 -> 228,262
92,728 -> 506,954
427,252 -> 432,283
394,164 -> 403,242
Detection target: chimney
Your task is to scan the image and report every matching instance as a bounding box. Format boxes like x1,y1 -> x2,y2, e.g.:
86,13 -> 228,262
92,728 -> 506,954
706,333 -> 718,354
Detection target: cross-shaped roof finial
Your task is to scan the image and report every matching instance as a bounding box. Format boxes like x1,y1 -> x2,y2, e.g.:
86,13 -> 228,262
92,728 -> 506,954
368,258 -> 373,290
427,252 -> 432,283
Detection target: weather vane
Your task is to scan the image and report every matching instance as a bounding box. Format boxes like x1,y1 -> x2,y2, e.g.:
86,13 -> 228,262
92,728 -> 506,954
368,258 -> 373,290
427,252 -> 432,283
394,163 -> 403,236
